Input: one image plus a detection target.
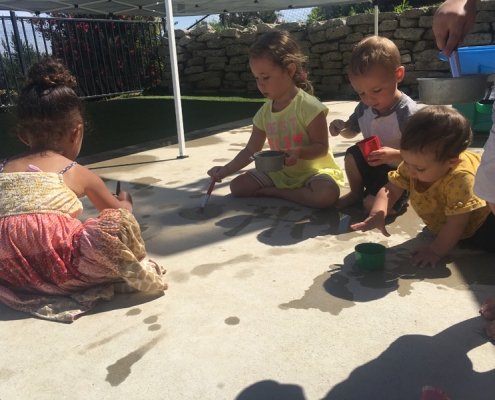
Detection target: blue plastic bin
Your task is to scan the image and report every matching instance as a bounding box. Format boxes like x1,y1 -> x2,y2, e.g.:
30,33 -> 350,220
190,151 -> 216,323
439,45 -> 495,74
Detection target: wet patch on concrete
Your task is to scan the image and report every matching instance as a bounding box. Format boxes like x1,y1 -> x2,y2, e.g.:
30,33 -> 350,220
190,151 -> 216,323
148,324 -> 161,331
105,333 -> 166,386
280,246 -> 495,316
279,268 -> 356,315
189,194 -> 203,199
166,270 -> 190,283
225,316 -> 240,325
0,368 -> 15,381
191,254 -> 257,277
179,205 -> 223,221
141,214 -> 151,219
159,203 -> 179,210
126,308 -> 142,316
131,177 -> 162,185
143,315 -> 158,324
78,327 -> 133,355
234,268 -> 254,279
165,180 -> 180,185
213,158 -> 230,162
139,224 -> 149,232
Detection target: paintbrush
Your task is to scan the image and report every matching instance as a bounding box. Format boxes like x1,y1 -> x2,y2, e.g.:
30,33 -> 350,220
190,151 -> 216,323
198,180 -> 216,213
116,180 -> 121,195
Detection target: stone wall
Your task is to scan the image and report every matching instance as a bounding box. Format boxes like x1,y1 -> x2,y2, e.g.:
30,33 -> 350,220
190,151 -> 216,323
159,1 -> 495,100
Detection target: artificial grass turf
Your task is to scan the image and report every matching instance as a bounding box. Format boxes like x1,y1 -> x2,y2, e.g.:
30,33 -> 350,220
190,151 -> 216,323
0,95 -> 265,160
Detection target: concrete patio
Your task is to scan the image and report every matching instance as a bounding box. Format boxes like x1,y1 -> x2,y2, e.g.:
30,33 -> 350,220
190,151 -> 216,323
1,101 -> 494,400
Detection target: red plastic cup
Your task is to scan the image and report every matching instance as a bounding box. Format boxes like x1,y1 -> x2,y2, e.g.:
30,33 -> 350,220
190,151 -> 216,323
356,135 -> 381,159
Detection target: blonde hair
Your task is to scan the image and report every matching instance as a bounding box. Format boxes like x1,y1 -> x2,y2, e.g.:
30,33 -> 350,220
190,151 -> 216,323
348,36 -> 401,76
249,30 -> 314,95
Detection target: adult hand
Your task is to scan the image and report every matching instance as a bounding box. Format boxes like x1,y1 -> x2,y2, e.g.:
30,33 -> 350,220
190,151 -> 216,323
411,246 -> 442,268
280,147 -> 301,166
367,147 -> 401,166
350,211 -> 390,237
329,119 -> 346,136
432,0 -> 477,57
207,166 -> 226,183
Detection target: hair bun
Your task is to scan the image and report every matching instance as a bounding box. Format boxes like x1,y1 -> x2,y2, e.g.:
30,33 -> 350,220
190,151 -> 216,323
25,57 -> 76,89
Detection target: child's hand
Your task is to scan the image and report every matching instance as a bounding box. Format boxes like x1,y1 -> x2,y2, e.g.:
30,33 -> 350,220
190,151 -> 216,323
367,147 -> 401,166
208,166 -> 226,183
411,246 -> 442,268
329,119 -> 346,136
116,190 -> 133,205
350,211 -> 390,237
280,147 -> 300,166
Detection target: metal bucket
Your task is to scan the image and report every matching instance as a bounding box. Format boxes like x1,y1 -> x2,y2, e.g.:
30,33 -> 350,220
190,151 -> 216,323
250,150 -> 287,172
417,74 -> 489,105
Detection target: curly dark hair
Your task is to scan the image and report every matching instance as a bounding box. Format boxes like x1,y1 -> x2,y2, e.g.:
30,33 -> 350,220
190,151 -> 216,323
401,105 -> 473,162
14,57 -> 83,152
249,30 -> 314,96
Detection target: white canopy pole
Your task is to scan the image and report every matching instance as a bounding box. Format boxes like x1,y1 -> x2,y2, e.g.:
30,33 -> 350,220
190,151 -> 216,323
164,0 -> 188,158
374,3 -> 378,35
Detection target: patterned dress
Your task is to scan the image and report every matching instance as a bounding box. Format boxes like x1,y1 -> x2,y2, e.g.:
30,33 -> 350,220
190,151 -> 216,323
0,161 -> 167,322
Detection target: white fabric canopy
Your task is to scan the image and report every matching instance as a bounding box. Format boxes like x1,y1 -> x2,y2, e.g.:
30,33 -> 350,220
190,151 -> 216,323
0,0 -> 372,157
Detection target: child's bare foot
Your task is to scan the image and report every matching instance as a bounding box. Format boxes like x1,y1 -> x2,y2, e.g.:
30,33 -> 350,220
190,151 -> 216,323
480,296 -> 495,320
334,192 -> 362,209
148,258 -> 166,276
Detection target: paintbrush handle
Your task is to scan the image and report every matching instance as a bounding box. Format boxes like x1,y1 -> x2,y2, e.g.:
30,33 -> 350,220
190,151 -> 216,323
116,181 -> 121,195
206,180 -> 215,196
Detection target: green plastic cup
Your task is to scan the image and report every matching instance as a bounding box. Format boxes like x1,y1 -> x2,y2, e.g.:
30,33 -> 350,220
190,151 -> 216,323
354,243 -> 386,271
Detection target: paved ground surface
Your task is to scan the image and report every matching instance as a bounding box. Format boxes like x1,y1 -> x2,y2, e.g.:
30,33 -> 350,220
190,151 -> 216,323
1,101 -> 495,400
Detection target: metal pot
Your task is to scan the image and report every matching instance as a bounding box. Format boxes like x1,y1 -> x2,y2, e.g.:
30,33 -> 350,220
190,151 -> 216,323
417,74 -> 489,105
250,150 -> 287,172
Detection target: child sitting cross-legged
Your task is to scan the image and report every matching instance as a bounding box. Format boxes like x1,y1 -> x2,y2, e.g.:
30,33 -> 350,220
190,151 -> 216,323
351,105 -> 495,268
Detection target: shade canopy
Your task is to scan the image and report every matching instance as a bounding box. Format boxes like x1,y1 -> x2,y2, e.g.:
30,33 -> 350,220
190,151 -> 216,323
0,0 -> 372,158
0,0 -> 369,17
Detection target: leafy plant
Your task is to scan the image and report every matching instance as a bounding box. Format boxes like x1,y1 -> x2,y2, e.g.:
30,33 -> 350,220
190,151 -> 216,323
306,8 -> 325,24
394,0 -> 413,13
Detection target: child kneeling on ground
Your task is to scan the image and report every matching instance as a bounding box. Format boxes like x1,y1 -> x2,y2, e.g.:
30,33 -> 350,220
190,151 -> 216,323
351,105 -> 495,268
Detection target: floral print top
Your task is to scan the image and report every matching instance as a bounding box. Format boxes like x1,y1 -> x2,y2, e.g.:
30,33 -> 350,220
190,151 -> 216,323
388,150 -> 490,239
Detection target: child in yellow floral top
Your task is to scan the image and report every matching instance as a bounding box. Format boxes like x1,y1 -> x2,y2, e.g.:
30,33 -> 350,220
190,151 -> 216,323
351,105 -> 495,268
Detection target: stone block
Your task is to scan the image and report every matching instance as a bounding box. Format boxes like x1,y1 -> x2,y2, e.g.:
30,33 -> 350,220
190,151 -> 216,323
322,75 -> 344,84
394,28 -> 425,41
195,77 -> 222,89
186,57 -> 204,67
419,16 -> 433,28
379,20 -> 399,31
184,65 -> 204,75
321,51 -> 343,61
401,8 -> 426,18
463,33 -> 492,46
344,32 -> 364,43
326,25 -> 353,41
206,63 -> 226,71
225,64 -> 247,72
186,71 -> 223,82
400,18 -> 419,28
229,55 -> 249,65
226,44 -> 250,56
311,42 -> 340,53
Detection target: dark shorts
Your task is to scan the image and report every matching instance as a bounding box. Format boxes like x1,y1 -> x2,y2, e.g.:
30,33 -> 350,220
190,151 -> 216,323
347,145 -> 395,196
462,212 -> 495,253
346,145 -> 409,213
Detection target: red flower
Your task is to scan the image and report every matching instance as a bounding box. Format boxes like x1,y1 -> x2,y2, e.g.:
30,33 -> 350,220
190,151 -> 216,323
129,49 -> 135,55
